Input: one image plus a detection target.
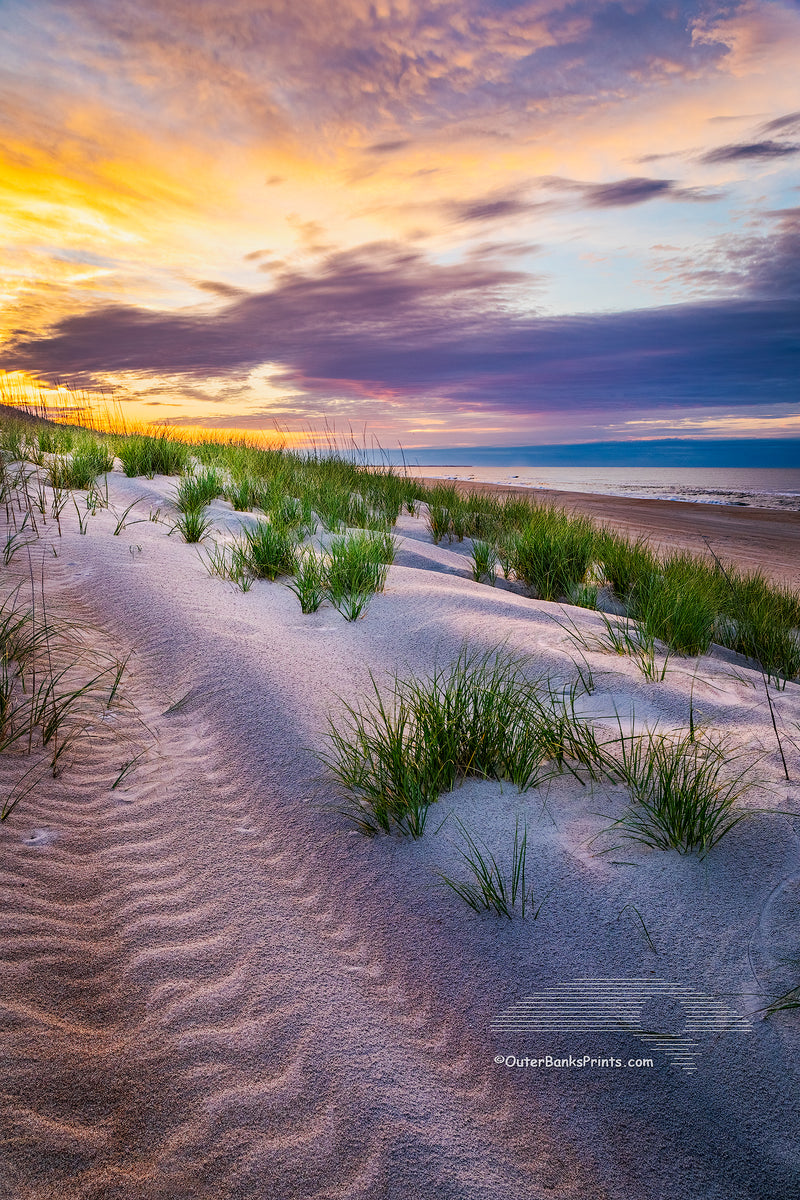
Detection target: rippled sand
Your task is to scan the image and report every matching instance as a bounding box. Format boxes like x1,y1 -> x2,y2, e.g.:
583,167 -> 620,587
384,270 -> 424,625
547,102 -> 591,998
1,473 -> 799,1199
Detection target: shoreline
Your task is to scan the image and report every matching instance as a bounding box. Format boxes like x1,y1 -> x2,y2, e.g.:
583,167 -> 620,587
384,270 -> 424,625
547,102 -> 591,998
416,475 -> 800,589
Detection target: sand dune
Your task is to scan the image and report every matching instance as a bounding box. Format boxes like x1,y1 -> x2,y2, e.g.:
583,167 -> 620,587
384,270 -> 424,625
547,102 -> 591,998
1,474 -> 799,1199
416,476 -> 800,589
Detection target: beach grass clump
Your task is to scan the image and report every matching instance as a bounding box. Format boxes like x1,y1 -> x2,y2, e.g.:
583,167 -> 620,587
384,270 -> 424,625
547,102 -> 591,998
630,557 -> 718,658
610,725 -> 754,857
322,649 -> 607,835
114,433 -> 189,478
439,817 -> 543,919
200,539 -> 254,590
510,509 -> 596,601
598,532 -> 657,600
426,503 -> 452,544
36,426 -> 75,456
288,547 -> 327,612
0,422 -> 27,462
523,676 -> 614,782
241,519 -> 298,580
716,569 -> 800,684
568,583 -> 600,610
312,483 -> 350,532
171,508 -> 213,543
0,578 -> 128,806
325,531 -> 393,620
223,476 -> 258,512
47,440 -> 114,491
175,467 -> 224,512
470,539 -> 497,585
266,492 -> 317,537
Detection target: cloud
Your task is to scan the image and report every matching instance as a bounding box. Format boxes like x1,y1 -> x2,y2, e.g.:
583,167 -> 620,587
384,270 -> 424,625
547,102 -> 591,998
365,140 -> 413,155
700,139 -> 800,163
539,175 -> 722,211
21,0 -> 742,147
761,110 -> 800,134
194,280 -> 249,299
3,217 -> 797,418
584,177 -> 674,207
447,191 -> 542,224
442,175 -> 723,228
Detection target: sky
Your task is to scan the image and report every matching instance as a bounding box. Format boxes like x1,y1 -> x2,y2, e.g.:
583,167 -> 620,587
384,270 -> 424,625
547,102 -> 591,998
0,0 -> 798,448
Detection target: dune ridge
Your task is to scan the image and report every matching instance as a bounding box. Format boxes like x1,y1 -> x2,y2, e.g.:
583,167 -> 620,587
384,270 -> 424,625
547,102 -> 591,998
1,471 -> 799,1199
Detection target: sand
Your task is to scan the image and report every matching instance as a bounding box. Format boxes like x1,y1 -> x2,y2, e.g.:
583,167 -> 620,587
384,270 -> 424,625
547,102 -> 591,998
1,472 -> 799,1200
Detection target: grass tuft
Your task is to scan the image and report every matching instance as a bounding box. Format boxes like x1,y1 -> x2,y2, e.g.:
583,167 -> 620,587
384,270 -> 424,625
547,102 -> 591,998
288,547 -> 327,612
114,433 -> 189,478
510,509 -> 596,601
608,722 -> 755,857
171,508 -> 213,543
439,817 -> 545,919
242,520 -> 298,580
321,648 -> 605,835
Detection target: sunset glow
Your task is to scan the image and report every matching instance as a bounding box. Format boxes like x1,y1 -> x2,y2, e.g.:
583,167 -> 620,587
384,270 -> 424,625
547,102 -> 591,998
1,1 -> 798,446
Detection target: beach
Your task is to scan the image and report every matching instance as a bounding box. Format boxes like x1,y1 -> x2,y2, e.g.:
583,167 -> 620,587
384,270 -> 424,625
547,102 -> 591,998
2,467 -> 799,1200
417,476 -> 800,589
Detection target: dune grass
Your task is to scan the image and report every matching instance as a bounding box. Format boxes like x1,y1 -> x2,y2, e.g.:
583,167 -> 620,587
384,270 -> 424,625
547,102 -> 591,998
47,441 -> 114,491
113,432 -> 189,478
324,530 -> 394,620
36,427 -> 75,455
439,817 -> 545,919
0,580 -> 127,814
2,404 -> 797,678
558,609 -> 670,682
509,509 -> 597,601
242,520 -> 298,580
200,539 -> 254,591
171,508 -> 213,543
321,648 -> 605,836
323,642 -> 768,857
607,721 -> 756,857
288,547 -> 327,612
629,557 -> 719,657
470,538 -> 497,585
174,468 -> 224,512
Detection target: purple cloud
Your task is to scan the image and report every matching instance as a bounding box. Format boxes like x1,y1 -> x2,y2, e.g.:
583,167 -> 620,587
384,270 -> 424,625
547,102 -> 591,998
584,177 -> 674,207
701,140 -> 800,164
3,212 -> 798,419
36,0 -> 737,142
761,111 -> 800,135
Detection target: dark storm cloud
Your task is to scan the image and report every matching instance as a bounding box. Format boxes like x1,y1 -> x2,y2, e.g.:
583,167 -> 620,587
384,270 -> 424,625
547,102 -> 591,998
4,212 -> 798,417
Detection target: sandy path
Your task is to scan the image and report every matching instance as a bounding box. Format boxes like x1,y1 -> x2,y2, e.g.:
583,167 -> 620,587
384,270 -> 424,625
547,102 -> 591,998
2,475 -> 799,1199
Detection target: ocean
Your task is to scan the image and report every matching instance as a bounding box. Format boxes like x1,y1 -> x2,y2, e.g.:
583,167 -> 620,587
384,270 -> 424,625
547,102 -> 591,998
400,465 -> 800,512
